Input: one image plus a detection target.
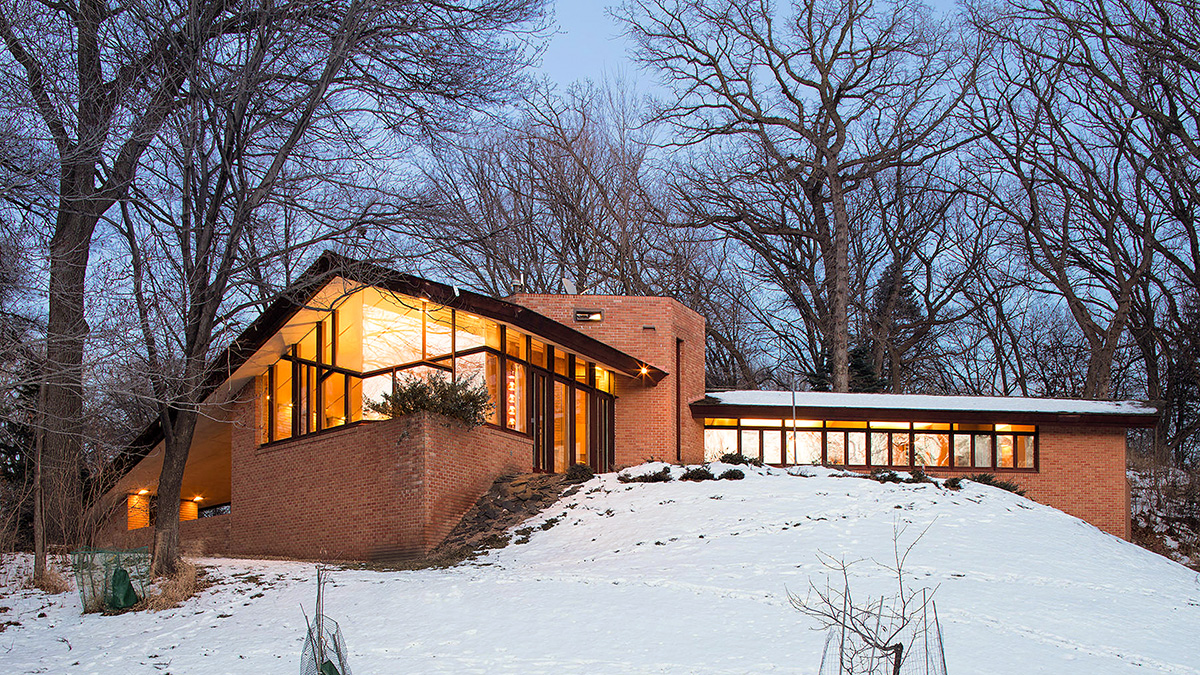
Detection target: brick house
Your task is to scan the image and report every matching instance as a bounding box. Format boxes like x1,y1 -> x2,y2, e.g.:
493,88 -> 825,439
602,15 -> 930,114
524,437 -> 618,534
93,252 -> 1157,559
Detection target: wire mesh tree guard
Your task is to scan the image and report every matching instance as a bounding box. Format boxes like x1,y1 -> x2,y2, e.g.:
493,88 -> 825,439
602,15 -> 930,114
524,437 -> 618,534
69,547 -> 151,613
301,566 -> 352,675
817,592 -> 947,675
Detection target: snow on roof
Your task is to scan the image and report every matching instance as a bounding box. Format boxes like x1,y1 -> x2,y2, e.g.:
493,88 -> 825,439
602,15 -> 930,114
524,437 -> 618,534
701,390 -> 1158,417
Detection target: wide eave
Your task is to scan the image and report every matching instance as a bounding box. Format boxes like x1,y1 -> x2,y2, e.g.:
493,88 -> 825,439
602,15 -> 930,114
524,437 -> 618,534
690,391 -> 1161,428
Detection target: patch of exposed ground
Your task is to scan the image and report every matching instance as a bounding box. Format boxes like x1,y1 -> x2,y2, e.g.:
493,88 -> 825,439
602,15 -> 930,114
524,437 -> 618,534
1130,466 -> 1200,571
429,473 -> 586,564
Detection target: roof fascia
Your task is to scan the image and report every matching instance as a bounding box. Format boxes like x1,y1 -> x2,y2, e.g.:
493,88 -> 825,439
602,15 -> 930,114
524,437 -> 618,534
688,402 -> 1160,428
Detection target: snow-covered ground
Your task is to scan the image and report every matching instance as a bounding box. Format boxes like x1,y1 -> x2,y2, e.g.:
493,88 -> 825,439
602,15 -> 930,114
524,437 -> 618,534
3,463 -> 1199,674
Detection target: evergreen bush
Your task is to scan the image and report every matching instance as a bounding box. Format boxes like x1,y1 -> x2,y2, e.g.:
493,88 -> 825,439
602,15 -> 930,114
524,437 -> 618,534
719,452 -> 763,467
618,467 -> 673,483
564,463 -> 594,483
967,473 -> 1026,496
365,373 -> 493,428
680,466 -> 715,481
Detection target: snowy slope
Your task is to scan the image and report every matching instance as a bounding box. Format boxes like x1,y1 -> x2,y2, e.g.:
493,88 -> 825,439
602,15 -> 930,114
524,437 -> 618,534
3,465 -> 1199,675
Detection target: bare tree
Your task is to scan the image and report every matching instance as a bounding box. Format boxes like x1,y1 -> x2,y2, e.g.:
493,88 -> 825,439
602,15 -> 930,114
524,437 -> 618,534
1,0 -> 252,551
790,522 -> 944,675
398,81 -> 693,295
617,0 -> 980,391
964,0 -> 1182,400
112,0 -> 546,574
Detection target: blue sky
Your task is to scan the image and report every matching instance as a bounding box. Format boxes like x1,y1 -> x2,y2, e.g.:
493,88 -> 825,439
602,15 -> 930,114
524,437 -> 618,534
539,1 -> 963,88
540,3 -> 633,88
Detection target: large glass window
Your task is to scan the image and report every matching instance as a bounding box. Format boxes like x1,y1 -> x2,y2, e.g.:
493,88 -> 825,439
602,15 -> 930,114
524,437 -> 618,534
763,430 -> 782,464
485,354 -> 501,425
575,390 -> 589,465
361,372 -> 394,421
915,434 -> 949,467
506,360 -> 527,432
258,285 -> 619,467
361,291 -> 424,369
973,435 -> 992,468
426,306 -> 454,357
455,312 -> 500,351
272,361 -> 293,441
740,429 -> 760,461
954,435 -> 971,467
705,428 -> 738,461
786,431 -> 822,464
827,433 -> 845,465
554,380 -> 568,470
322,372 -> 347,429
703,418 -> 1037,471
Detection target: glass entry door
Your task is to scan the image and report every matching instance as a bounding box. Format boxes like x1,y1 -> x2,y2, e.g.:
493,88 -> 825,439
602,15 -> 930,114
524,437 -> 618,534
531,370 -> 553,471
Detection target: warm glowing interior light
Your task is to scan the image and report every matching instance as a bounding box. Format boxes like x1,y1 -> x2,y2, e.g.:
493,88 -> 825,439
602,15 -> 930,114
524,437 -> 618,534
192,496 -> 203,502
639,366 -> 649,375
137,489 -> 150,495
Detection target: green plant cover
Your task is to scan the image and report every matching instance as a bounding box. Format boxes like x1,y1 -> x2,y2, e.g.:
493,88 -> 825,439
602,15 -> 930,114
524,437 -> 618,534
108,567 -> 140,610
365,373 -> 493,428
319,660 -> 341,675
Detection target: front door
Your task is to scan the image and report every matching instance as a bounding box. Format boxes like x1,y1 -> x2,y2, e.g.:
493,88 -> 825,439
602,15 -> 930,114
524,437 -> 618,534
531,370 -> 552,471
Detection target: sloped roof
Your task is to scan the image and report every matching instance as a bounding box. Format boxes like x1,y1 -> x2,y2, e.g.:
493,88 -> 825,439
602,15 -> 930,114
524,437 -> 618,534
691,390 -> 1160,427
116,251 -> 668,469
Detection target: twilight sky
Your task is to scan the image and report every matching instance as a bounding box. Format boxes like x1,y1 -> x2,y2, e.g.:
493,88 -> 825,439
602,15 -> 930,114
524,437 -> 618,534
539,1 -> 963,88
540,3 -> 633,88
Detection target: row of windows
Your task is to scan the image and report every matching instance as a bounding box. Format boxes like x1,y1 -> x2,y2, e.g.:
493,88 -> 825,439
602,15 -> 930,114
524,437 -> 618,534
260,287 -> 617,472
703,419 -> 1037,470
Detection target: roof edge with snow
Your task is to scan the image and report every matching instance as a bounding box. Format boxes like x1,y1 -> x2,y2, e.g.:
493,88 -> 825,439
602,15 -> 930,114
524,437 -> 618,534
691,390 -> 1160,428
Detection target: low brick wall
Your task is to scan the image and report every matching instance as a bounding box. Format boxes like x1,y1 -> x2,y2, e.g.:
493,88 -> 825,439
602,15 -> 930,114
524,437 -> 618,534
95,514 -> 231,555
228,397 -> 530,561
922,424 -> 1129,539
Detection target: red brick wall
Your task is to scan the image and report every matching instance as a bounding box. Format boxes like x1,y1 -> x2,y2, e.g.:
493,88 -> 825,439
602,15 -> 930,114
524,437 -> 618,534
228,387 -> 531,561
418,418 -> 531,551
95,513 -> 231,556
918,425 -> 1130,539
508,294 -> 707,467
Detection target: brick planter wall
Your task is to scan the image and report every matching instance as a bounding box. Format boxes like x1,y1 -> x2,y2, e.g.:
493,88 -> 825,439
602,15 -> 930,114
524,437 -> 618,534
228,392 -> 531,561
94,513 -> 231,556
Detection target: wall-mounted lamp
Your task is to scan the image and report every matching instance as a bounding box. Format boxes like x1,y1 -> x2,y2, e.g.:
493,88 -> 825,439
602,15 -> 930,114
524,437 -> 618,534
639,366 -> 649,376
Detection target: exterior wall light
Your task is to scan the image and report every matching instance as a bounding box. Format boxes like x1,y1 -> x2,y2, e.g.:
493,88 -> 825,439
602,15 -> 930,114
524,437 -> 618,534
127,492 -> 151,530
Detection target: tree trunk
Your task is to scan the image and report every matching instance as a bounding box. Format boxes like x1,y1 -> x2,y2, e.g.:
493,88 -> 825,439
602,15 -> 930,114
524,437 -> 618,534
32,380 -> 46,580
150,410 -> 199,576
827,170 -> 851,393
39,206 -> 98,548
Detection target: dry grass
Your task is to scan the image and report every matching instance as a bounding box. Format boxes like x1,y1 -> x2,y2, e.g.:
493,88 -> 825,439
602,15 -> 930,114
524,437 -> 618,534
29,565 -> 72,595
143,559 -> 210,611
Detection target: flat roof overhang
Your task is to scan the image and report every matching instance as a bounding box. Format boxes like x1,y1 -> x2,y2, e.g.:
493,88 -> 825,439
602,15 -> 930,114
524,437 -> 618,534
690,391 -> 1161,429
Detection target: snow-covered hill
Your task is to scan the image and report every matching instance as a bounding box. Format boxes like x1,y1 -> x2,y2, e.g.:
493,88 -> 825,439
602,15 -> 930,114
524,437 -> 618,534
3,463 -> 1199,674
